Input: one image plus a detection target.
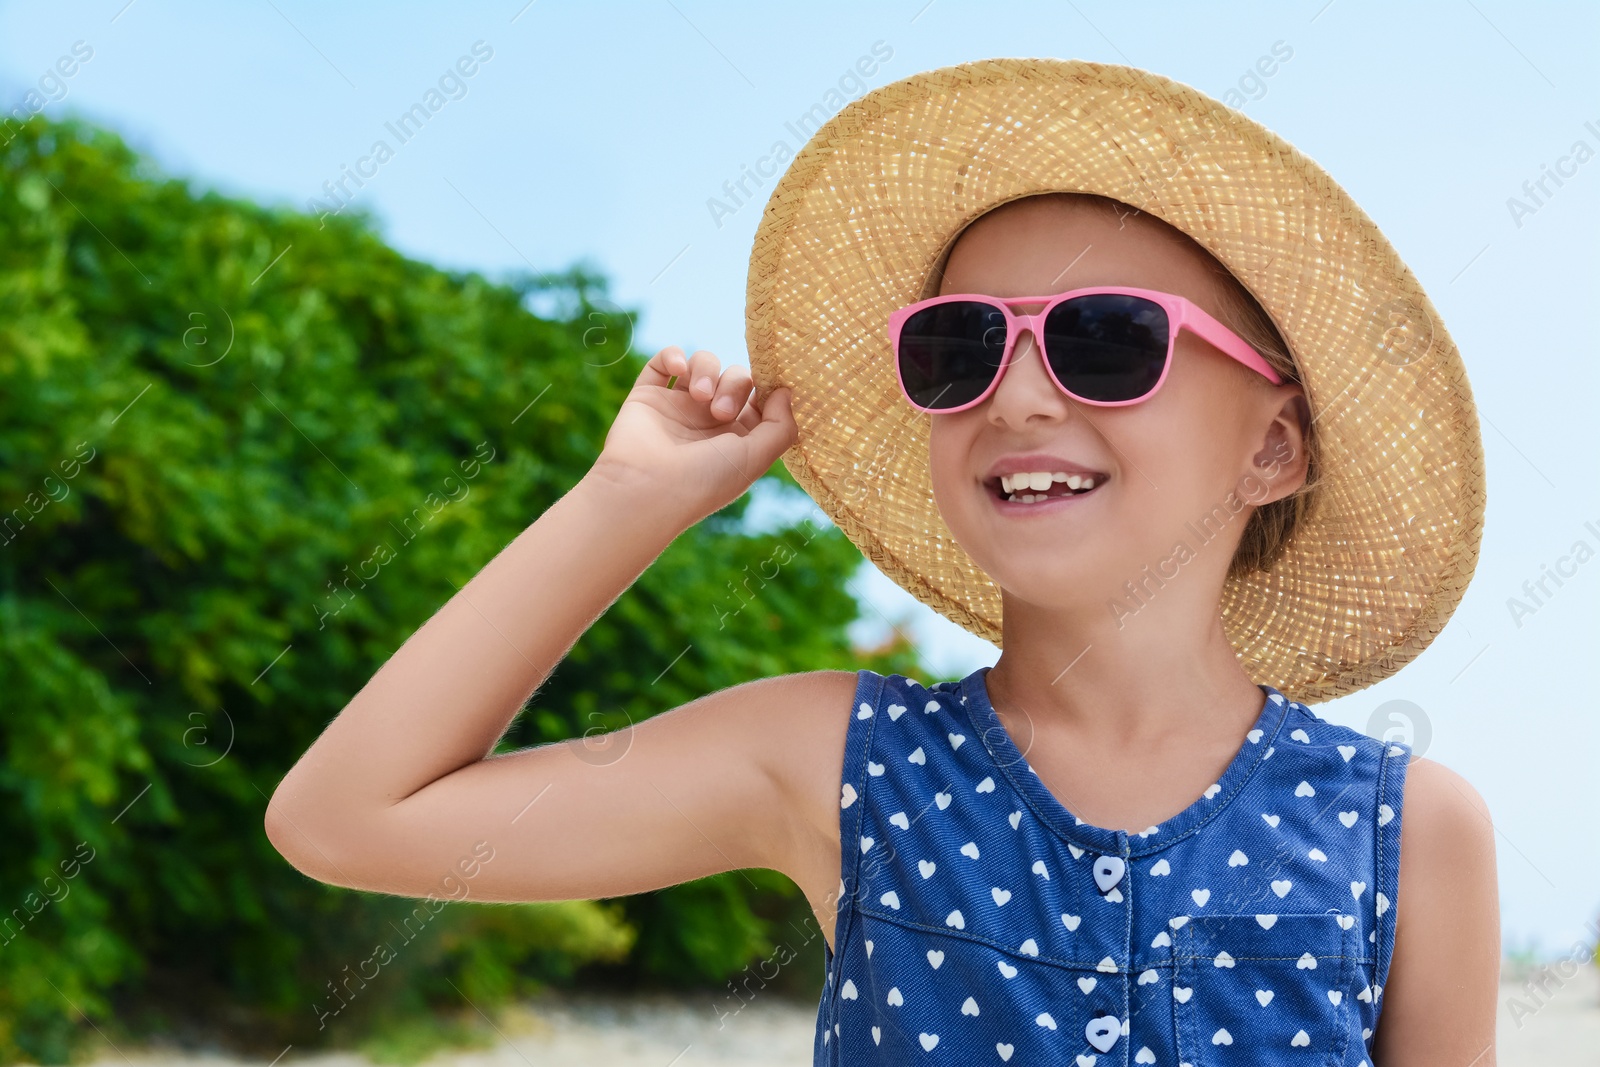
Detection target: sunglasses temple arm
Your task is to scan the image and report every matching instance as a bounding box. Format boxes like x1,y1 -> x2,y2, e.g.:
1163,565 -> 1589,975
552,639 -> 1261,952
1181,306 -> 1285,385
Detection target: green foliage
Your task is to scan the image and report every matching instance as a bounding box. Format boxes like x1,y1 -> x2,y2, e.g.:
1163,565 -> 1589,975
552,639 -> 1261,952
0,116 -> 921,1063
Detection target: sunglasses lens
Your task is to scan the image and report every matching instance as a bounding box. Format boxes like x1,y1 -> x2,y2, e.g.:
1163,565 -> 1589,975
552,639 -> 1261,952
896,301 -> 1009,410
1042,294 -> 1170,402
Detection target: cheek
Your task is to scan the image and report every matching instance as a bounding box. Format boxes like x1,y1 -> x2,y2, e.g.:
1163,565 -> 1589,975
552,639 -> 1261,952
926,420 -> 967,512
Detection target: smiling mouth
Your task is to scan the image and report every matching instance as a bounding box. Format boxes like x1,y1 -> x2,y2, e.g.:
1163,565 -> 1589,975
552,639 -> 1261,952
987,470 -> 1106,505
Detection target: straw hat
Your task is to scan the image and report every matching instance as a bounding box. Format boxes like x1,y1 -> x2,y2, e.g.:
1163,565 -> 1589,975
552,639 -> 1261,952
743,57 -> 1486,705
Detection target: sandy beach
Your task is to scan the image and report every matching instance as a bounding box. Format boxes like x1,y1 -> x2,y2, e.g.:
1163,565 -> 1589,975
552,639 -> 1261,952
79,962 -> 1599,1067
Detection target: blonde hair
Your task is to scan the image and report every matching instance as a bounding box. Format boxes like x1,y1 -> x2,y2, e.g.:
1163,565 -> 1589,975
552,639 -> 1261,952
942,191 -> 1323,578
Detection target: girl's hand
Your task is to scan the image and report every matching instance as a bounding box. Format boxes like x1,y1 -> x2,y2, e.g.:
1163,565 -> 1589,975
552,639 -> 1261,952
594,345 -> 797,524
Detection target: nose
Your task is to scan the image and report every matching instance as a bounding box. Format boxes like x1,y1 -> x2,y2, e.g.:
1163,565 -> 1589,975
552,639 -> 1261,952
985,325 -> 1071,430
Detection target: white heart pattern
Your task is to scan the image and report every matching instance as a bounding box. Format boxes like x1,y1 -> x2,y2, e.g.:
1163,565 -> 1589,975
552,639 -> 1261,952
961,996 -> 979,1016
840,783 -> 857,809
975,776 -> 995,793
887,704 -> 906,721
918,1032 -> 938,1050
991,887 -> 1012,906
926,949 -> 943,969
1150,859 -> 1171,876
1078,976 -> 1097,994
960,840 -> 980,859
996,1043 -> 1013,1061
907,746 -> 925,765
889,811 -> 910,830
867,760 -> 885,776
1295,780 -> 1316,797
935,792 -> 952,810
886,986 -> 903,1006
856,703 -> 873,719
1256,989 -> 1274,1006
1135,1047 -> 1156,1064
997,959 -> 1017,978
1062,913 -> 1082,931
1292,1029 -> 1311,1047
918,859 -> 936,879
1339,810 -> 1359,828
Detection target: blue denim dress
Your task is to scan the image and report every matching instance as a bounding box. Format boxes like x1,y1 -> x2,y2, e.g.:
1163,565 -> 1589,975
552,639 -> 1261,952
815,668 -> 1409,1065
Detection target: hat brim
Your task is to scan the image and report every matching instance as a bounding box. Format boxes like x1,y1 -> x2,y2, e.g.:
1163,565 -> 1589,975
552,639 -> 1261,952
745,57 -> 1486,705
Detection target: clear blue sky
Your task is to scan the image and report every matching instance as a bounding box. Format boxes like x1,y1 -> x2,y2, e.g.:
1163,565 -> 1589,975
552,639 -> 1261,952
3,0 -> 1596,960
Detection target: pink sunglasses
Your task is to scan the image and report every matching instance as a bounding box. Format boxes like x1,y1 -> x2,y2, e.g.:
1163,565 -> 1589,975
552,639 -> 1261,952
888,286 -> 1283,413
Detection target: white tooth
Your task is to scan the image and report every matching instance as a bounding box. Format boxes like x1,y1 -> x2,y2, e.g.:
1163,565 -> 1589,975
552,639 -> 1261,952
1029,472 -> 1051,492
1006,494 -> 1018,503
1081,477 -> 1095,490
1066,475 -> 1082,490
1001,475 -> 1013,494
1052,472 -> 1069,482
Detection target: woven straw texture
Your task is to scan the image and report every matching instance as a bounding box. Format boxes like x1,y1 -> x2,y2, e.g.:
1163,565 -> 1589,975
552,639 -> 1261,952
744,58 -> 1485,705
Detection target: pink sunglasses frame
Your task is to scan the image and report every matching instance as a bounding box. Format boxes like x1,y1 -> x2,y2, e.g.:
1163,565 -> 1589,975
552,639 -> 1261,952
888,285 -> 1284,414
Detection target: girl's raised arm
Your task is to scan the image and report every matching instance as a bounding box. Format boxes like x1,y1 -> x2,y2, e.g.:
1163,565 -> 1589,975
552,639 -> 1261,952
264,349 -> 852,911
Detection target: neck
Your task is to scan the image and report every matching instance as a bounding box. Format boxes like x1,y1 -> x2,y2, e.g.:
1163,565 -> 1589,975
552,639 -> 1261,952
983,572 -> 1266,749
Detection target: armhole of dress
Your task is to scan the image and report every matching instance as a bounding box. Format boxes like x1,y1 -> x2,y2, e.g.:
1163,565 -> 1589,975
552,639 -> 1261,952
834,670 -> 885,957
1372,738 -> 1412,1001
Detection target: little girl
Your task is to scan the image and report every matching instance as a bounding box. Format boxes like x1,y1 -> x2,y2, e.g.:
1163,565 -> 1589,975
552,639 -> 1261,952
267,59 -> 1499,1064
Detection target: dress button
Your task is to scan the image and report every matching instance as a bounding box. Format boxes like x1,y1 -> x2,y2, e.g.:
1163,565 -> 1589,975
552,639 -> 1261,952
1092,855 -> 1126,893
1086,1014 -> 1120,1052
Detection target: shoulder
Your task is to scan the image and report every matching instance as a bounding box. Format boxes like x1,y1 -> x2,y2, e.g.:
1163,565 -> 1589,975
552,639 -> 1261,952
1396,754 -> 1495,866
1369,755 -> 1500,1060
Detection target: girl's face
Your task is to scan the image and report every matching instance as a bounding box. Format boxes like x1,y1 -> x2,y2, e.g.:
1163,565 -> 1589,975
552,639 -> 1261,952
927,197 -> 1307,615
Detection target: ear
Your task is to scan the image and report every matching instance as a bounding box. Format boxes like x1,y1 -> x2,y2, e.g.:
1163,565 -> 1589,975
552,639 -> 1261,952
1247,385 -> 1311,505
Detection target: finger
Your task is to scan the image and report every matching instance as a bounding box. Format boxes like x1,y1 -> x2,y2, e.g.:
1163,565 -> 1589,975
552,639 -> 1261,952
684,350 -> 721,401
637,346 -> 689,389
708,366 -> 754,422
739,387 -> 799,470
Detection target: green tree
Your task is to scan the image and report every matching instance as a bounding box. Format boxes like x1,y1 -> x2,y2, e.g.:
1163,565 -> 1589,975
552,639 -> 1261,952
0,116 -> 921,1063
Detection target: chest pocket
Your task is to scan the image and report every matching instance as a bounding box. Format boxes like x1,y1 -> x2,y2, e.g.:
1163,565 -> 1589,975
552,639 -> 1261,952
1171,912 -> 1360,1066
